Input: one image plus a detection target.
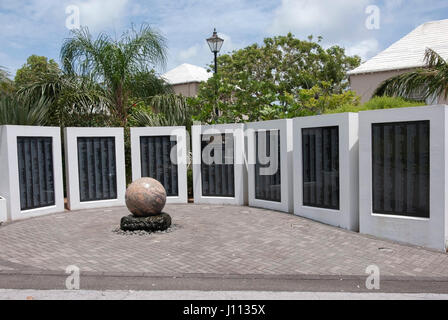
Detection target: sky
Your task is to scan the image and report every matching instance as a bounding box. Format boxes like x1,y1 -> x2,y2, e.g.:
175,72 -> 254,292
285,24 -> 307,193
1,0 -> 448,78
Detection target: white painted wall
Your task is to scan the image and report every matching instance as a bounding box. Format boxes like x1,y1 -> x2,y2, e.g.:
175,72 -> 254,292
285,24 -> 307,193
64,127 -> 126,211
130,126 -> 188,204
359,105 -> 447,251
293,113 -> 359,231
192,123 -> 247,205
171,82 -> 201,97
349,69 -> 412,103
246,119 -> 293,213
0,125 -> 64,221
0,197 -> 7,223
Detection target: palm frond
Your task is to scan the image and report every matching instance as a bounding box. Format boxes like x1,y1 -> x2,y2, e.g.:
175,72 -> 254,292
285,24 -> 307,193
0,95 -> 51,126
0,66 -> 14,95
17,70 -> 64,100
122,24 -> 167,71
374,68 -> 437,98
130,108 -> 165,127
150,94 -> 192,127
60,27 -> 111,79
130,94 -> 192,128
18,71 -> 113,127
424,48 -> 447,68
0,66 -> 10,82
374,48 -> 448,101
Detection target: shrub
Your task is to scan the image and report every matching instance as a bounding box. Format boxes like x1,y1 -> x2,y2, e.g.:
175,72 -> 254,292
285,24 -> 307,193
363,96 -> 424,110
324,96 -> 425,114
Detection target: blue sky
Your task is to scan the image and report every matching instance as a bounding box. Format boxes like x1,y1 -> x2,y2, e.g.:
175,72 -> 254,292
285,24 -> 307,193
1,0 -> 448,78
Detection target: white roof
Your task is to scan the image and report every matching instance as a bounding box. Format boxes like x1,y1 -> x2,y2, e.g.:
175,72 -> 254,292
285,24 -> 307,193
349,19 -> 448,75
161,63 -> 212,85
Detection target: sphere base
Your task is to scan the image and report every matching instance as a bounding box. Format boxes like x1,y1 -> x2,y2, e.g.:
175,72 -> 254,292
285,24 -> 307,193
120,213 -> 172,232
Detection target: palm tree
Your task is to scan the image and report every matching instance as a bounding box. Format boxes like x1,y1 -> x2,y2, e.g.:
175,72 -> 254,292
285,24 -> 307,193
0,95 -> 50,125
375,48 -> 448,101
60,24 -> 172,126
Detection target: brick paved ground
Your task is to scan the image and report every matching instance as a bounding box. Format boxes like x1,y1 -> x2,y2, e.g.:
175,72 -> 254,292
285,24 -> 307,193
0,204 -> 447,277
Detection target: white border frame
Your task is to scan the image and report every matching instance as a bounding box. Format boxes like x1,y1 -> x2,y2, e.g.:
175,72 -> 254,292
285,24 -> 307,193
293,113 -> 359,231
246,119 -> 293,213
64,127 -> 126,210
0,125 -> 64,221
359,105 -> 447,251
130,126 -> 188,204
192,123 -> 246,205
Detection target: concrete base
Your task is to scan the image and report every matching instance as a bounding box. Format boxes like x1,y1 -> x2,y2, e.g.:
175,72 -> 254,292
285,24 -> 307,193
120,213 -> 172,232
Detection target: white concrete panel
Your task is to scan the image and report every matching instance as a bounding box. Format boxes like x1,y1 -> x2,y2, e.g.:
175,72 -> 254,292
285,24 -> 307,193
130,126 -> 188,204
192,123 -> 247,205
64,127 -> 126,211
246,119 -> 293,213
293,113 -> 359,231
359,105 -> 447,251
0,125 -> 64,221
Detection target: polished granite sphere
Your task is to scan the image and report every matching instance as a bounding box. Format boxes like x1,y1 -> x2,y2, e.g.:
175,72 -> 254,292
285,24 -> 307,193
125,178 -> 167,217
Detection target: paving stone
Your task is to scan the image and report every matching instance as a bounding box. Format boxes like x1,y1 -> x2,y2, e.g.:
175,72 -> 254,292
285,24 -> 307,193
0,204 -> 447,277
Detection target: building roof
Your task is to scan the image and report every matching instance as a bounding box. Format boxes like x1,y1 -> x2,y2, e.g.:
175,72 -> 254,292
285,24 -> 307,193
348,19 -> 448,75
161,63 -> 212,85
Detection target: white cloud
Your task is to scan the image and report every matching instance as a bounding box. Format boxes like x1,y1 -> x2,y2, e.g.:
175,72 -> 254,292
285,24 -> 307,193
72,0 -> 129,32
345,38 -> 379,61
2,0 -> 448,75
0,1 -> 62,39
269,0 -> 372,40
384,0 -> 404,10
268,0 -> 383,61
169,32 -> 245,71
219,33 -> 241,53
178,45 -> 199,60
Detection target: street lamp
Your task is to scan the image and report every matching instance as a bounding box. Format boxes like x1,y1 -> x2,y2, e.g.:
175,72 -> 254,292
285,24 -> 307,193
206,28 -> 224,74
206,28 -> 224,118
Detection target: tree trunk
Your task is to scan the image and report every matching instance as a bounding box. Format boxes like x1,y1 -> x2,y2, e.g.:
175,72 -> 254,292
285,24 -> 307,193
115,83 -> 127,127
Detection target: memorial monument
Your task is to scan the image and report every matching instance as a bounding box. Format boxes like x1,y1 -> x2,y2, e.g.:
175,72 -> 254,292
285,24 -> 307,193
120,178 -> 172,232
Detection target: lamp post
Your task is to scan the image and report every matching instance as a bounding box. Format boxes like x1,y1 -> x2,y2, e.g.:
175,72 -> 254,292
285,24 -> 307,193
206,28 -> 224,117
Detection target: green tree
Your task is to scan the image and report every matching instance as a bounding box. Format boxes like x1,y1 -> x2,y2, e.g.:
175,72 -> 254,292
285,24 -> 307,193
15,55 -> 60,87
375,48 -> 448,101
191,33 -> 361,123
60,24 -> 171,126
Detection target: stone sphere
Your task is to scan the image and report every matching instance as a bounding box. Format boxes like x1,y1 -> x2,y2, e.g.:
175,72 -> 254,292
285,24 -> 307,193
125,178 -> 166,217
